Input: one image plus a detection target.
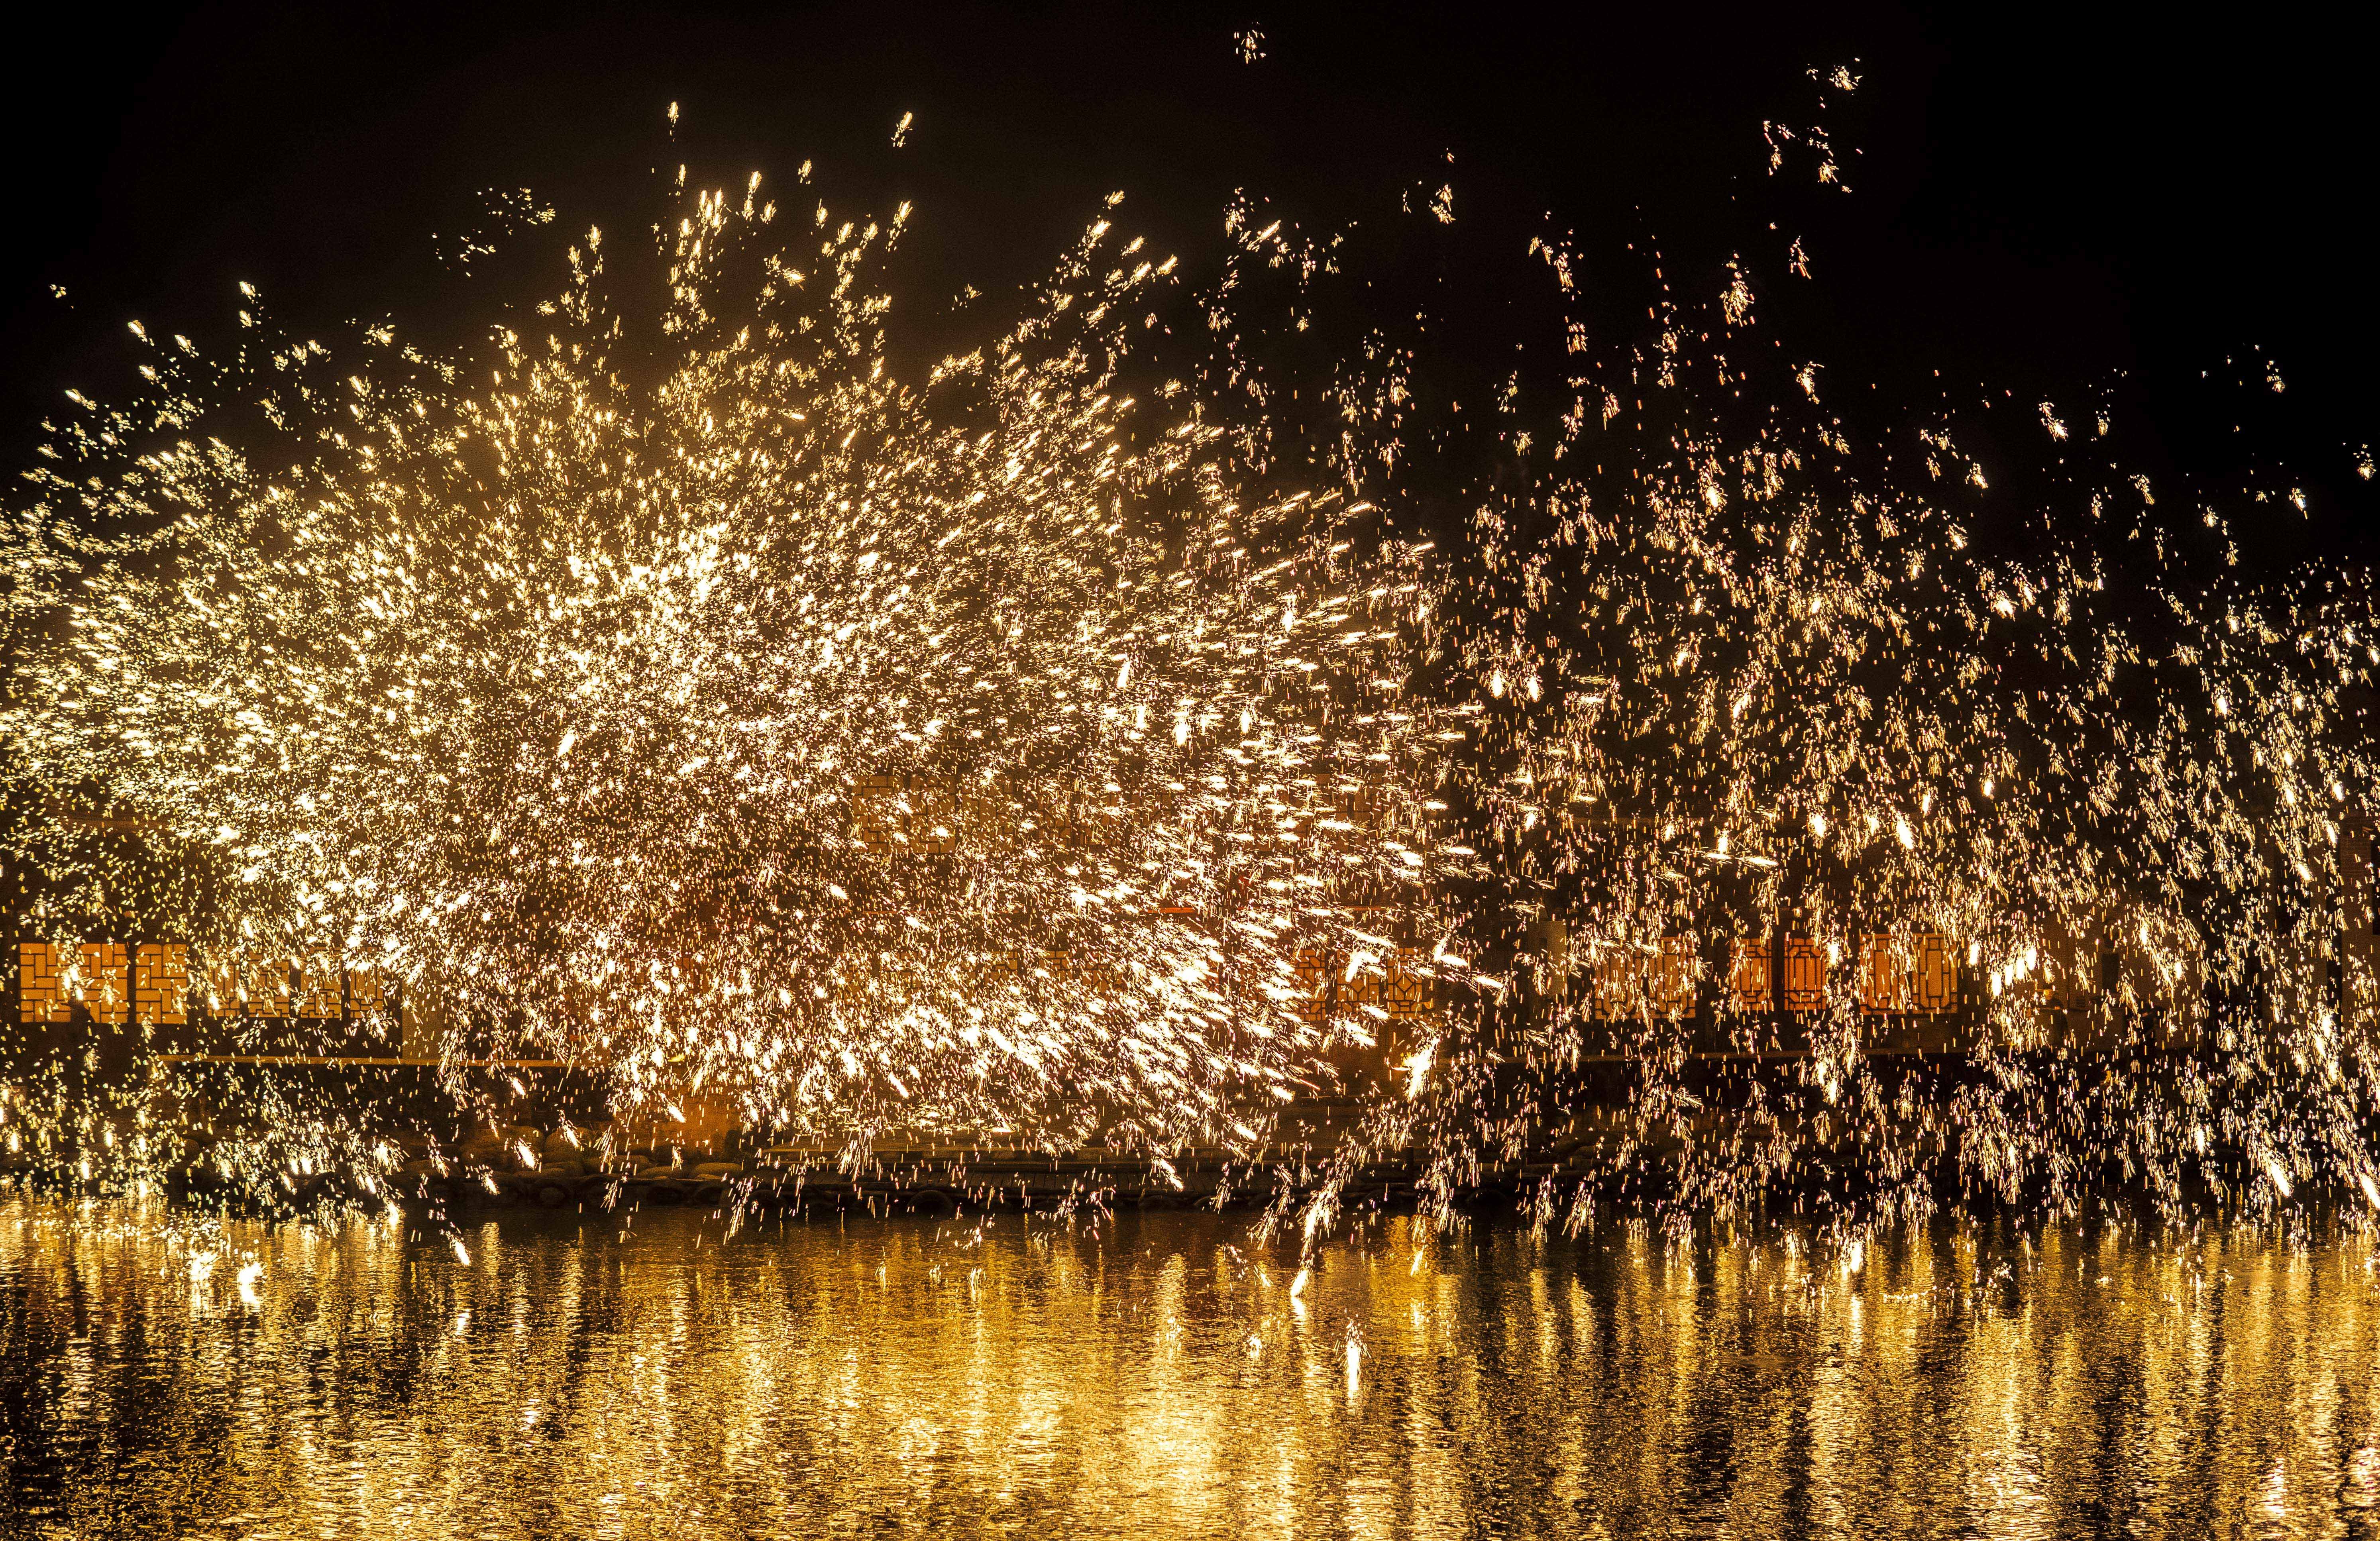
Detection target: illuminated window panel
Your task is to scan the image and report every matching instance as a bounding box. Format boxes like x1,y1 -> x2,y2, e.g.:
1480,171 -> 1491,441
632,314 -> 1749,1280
1650,937 -> 1697,1016
959,950 -> 1020,997
200,955 -> 240,1015
81,943 -> 130,1026
908,782 -> 957,856
850,774 -> 903,855
1081,797 -> 1130,851
134,944 -> 189,1027
1022,782 -> 1080,850
1333,781 -> 1386,830
1855,932 -> 1957,1014
350,964 -> 395,1019
1381,947 -> 1437,1021
1291,947 -> 1329,1025
1912,932 -> 1956,1013
1043,950 -> 1124,1007
1591,948 -> 1644,1020
1075,958 -> 1125,1003
295,958 -> 343,1019
1729,938 -> 1772,1012
1783,938 -> 1826,1012
1858,934 -> 1907,1013
1340,956 -> 1383,1015
346,964 -> 387,1017
18,943 -> 70,1025
242,956 -> 295,1018
957,782 -> 1018,851
853,774 -> 967,855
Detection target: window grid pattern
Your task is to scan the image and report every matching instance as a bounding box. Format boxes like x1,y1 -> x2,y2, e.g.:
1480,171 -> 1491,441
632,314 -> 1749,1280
1729,938 -> 1772,1012
18,943 -> 69,1025
295,958 -> 343,1019
134,943 -> 189,1027
1783,938 -> 1826,1012
80,943 -> 129,1026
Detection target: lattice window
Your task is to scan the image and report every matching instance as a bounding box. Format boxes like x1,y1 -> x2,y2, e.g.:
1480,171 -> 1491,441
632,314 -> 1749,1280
1080,793 -> 1129,851
295,957 -> 343,1019
1599,951 -> 1637,1023
1729,937 -> 1772,1012
1650,936 -> 1697,1016
242,956 -> 294,1017
199,955 -> 240,1014
1858,934 -> 1907,1012
134,944 -> 189,1027
1380,947 -> 1437,1021
852,774 -> 961,854
1912,932 -> 1956,1013
346,964 -> 387,1017
1020,781 -> 1080,850
957,779 -> 1017,851
1075,956 -> 1125,1003
850,774 -> 903,855
1333,781 -> 1385,831
1858,932 -> 1956,1014
1340,953 -> 1383,1015
1290,947 -> 1329,1025
908,781 -> 957,855
1783,938 -> 1826,1011
81,943 -> 129,1026
958,950 -> 1020,998
18,942 -> 69,1025
1591,947 -> 1644,1019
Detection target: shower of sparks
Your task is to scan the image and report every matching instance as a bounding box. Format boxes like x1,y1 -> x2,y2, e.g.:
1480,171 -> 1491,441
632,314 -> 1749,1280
2,135 -> 2376,1244
0,178 -> 1465,1188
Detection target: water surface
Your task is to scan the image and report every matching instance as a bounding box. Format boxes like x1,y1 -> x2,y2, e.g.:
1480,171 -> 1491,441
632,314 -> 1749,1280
2,1196 -> 2376,1538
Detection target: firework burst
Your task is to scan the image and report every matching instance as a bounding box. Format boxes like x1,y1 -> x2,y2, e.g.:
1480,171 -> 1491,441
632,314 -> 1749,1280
4,135 -> 2375,1243
0,171 -> 1464,1182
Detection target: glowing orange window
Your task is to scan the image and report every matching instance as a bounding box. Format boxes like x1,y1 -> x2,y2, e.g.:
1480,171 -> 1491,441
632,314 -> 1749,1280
908,781 -> 957,855
1591,948 -> 1643,1020
242,956 -> 294,1017
134,944 -> 189,1027
1290,947 -> 1329,1025
962,950 -> 1021,997
346,964 -> 387,1017
295,957 -> 343,1019
1783,938 -> 1826,1011
1075,956 -> 1123,1004
851,774 -> 902,855
1381,948 -> 1437,1021
1858,934 -> 1906,1012
1650,936 -> 1697,1016
199,954 -> 240,1015
18,943 -> 69,1025
1729,938 -> 1772,1012
1022,781 -> 1080,850
1340,953 -> 1382,1015
81,943 -> 129,1026
957,779 -> 1015,851
1912,932 -> 1956,1013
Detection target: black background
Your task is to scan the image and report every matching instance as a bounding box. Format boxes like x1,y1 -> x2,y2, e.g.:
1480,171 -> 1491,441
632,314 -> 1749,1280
2,2 -> 2372,563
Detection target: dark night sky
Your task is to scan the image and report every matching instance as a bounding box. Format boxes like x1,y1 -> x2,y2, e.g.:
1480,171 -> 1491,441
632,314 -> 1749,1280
4,2 -> 2373,560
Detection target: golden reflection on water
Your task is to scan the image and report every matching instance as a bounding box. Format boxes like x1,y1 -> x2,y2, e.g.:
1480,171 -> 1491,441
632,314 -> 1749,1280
2,1197 -> 2378,1539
